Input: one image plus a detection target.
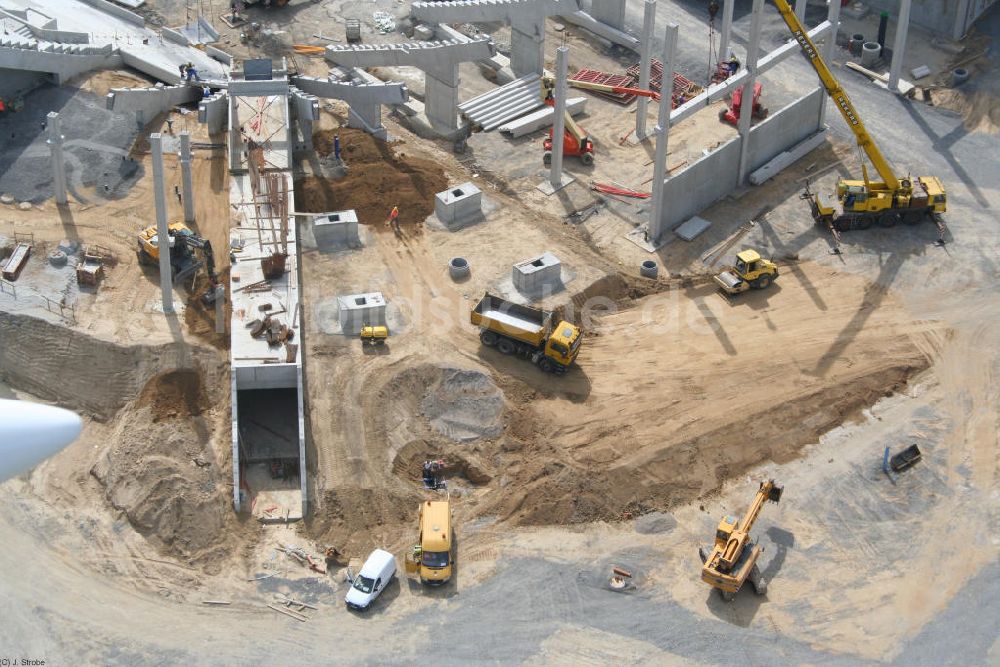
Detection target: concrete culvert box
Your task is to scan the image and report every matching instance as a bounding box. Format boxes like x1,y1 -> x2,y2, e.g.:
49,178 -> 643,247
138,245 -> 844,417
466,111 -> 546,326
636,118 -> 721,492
313,210 -> 360,248
449,257 -> 470,280
337,291 -> 387,335
435,181 -> 482,227
640,260 -> 658,279
512,252 -> 562,295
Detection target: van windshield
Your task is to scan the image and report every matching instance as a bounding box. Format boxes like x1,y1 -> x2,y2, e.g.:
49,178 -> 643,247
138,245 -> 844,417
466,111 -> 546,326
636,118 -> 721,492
421,551 -> 449,568
352,575 -> 375,593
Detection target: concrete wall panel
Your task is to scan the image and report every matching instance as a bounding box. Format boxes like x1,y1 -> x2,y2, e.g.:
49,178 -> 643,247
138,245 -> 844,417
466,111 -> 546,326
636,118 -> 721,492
235,364 -> 298,390
745,87 -> 824,175
658,138 -> 741,231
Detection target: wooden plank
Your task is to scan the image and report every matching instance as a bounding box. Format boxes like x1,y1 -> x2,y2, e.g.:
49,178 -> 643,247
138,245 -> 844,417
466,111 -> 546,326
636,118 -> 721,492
267,603 -> 308,622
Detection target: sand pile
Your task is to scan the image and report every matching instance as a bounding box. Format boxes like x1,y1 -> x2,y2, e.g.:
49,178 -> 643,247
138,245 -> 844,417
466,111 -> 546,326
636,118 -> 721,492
91,371 -> 236,570
931,86 -> 1000,134
296,128 -> 448,226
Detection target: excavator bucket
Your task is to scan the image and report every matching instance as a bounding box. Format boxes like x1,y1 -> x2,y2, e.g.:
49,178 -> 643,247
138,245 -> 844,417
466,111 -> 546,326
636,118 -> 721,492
768,485 -> 783,503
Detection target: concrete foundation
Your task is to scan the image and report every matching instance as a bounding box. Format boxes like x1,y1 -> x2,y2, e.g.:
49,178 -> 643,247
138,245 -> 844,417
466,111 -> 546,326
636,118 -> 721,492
313,210 -> 360,248
435,182 -> 482,228
513,252 -> 562,294
338,292 -> 387,334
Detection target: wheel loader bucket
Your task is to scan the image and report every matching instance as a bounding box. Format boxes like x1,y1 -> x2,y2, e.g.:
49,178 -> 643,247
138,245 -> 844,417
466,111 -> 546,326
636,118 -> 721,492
768,485 -> 783,503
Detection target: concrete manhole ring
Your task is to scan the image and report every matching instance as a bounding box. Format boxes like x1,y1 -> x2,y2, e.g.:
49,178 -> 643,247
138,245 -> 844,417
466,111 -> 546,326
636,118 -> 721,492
449,257 -> 470,280
48,250 -> 68,267
640,260 -> 658,279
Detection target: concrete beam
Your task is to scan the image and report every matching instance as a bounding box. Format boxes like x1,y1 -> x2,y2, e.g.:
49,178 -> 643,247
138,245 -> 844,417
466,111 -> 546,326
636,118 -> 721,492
649,22 -> 678,244
324,38 -> 494,80
292,74 -> 409,139
560,11 -> 640,50
105,83 -> 201,118
412,0 -> 580,76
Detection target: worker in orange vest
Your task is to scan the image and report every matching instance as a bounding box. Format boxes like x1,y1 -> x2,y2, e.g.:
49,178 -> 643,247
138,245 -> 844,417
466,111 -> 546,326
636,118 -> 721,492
387,205 -> 400,234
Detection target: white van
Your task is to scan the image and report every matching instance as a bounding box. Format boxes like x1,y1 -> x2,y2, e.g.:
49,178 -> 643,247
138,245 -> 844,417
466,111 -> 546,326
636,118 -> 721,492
345,549 -> 397,611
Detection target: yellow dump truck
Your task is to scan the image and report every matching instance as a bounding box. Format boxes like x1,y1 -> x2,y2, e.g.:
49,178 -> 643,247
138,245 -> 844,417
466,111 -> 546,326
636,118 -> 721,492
471,293 -> 582,374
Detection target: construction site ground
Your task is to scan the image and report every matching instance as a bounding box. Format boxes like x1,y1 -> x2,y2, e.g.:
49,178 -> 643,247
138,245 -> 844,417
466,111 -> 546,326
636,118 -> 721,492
2,1 -> 1000,664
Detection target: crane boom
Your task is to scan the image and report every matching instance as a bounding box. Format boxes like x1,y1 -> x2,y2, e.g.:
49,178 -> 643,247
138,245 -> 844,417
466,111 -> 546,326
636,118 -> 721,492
770,0 -> 899,190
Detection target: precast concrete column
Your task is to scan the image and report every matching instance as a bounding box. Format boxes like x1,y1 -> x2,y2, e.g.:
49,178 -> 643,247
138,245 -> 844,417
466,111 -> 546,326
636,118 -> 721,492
424,64 -> 460,132
635,0 -> 657,140
648,23 -> 678,244
549,46 -> 569,188
179,132 -> 195,223
46,112 -> 67,205
719,0 -> 735,61
818,0 -> 842,126
511,16 -> 545,77
794,0 -> 806,25
150,133 -> 174,314
736,0 -> 765,184
591,0 -> 626,30
888,0 -> 912,93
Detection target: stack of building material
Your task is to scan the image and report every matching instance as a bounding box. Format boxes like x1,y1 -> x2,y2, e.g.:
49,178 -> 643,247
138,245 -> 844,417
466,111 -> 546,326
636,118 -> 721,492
625,59 -> 704,108
569,68 -> 637,104
458,73 -> 542,132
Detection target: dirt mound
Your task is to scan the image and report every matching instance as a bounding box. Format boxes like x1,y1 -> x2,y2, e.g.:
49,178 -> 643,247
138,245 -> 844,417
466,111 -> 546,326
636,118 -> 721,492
308,487 -> 419,554
931,86 -> 1000,134
422,369 -> 505,442
296,129 -> 448,227
135,370 -> 208,421
90,397 -> 238,570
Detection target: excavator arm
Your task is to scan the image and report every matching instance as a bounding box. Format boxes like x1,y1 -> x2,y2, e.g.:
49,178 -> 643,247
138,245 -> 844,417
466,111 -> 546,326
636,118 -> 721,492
770,0 -> 900,190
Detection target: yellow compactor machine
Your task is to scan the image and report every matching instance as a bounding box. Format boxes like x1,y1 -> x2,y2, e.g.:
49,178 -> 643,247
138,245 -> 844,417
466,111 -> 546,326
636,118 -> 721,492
700,480 -> 783,601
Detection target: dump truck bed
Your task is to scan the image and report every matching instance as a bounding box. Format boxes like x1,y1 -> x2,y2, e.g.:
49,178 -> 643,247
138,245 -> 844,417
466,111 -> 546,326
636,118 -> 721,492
471,294 -> 551,348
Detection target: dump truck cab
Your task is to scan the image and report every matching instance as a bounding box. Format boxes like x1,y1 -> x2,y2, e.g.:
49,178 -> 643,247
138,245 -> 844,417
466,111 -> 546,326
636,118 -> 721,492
713,249 -> 778,295
543,321 -> 583,369
417,500 -> 453,585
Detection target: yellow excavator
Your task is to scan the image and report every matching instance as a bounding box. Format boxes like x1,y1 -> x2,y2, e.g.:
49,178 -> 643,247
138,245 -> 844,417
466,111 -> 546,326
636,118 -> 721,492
700,480 -> 783,601
772,0 -> 946,237
136,221 -> 221,304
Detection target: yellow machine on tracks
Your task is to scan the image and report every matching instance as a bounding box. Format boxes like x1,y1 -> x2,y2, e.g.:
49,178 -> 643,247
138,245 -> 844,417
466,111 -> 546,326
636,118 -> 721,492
713,249 -> 778,295
772,0 -> 946,239
700,480 -> 783,601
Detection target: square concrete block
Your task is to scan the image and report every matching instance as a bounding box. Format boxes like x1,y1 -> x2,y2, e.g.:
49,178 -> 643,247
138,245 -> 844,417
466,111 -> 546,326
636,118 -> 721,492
513,252 -> 562,294
435,182 -> 482,227
313,210 -> 360,248
337,291 -> 386,335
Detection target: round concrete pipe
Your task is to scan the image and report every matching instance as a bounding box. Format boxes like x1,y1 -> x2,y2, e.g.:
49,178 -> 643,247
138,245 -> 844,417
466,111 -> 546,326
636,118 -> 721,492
849,33 -> 865,56
640,260 -> 658,279
48,250 -> 68,267
449,257 -> 470,280
952,68 -> 970,86
861,42 -> 882,67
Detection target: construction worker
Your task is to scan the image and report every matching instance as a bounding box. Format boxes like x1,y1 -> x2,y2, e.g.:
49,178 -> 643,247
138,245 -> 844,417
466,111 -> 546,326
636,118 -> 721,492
727,54 -> 740,75
178,63 -> 186,79
185,62 -> 199,82
387,205 -> 400,235
708,0 -> 719,21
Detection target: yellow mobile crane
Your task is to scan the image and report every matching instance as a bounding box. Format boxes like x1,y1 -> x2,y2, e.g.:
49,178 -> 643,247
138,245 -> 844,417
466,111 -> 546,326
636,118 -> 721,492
772,0 -> 946,236
700,480 -> 783,601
